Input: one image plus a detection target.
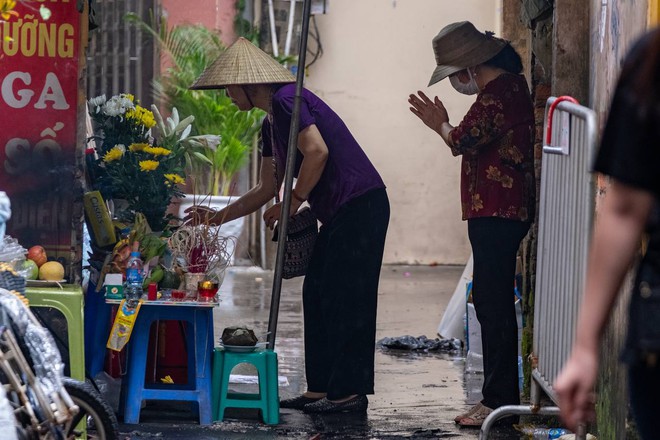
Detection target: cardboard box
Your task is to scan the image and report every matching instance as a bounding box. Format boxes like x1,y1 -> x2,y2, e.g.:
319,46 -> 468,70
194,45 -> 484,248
104,273 -> 123,299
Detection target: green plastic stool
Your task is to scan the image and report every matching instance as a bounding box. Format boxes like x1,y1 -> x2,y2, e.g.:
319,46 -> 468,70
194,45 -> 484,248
212,348 -> 279,425
24,285 -> 85,381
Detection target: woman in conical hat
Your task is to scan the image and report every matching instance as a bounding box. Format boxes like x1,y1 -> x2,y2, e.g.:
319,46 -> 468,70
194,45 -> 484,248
408,22 -> 536,427
186,38 -> 390,413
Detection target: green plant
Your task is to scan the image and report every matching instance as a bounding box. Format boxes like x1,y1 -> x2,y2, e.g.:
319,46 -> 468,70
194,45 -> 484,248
125,13 -> 263,196
234,0 -> 259,42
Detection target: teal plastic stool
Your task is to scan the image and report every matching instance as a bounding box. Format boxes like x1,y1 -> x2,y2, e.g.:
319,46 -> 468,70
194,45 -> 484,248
212,348 -> 279,425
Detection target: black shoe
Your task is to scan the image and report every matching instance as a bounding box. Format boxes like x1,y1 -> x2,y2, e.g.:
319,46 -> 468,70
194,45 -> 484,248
303,395 -> 368,414
280,395 -> 323,410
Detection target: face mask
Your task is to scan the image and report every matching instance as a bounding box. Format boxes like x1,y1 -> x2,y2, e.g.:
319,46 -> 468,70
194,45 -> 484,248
449,68 -> 480,95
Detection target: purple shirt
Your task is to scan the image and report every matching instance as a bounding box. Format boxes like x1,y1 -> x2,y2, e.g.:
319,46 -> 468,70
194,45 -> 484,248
262,84 -> 385,224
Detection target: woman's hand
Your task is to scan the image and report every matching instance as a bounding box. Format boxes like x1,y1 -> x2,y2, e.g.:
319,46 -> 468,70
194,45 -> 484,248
408,90 -> 449,134
555,347 -> 599,431
183,206 -> 217,225
263,199 -> 302,230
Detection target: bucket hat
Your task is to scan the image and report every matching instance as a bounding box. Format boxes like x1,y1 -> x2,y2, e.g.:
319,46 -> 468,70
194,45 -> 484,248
190,37 -> 295,90
428,21 -> 508,86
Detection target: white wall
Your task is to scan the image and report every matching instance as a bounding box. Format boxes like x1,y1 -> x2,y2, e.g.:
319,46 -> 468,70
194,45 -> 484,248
305,0 -> 501,264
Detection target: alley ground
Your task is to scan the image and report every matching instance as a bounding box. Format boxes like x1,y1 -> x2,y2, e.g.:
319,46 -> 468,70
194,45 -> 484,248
118,265 -> 554,439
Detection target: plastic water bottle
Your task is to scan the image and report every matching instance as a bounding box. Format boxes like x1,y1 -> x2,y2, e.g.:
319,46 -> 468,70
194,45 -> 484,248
547,428 -> 569,439
124,241 -> 143,306
531,428 -> 570,439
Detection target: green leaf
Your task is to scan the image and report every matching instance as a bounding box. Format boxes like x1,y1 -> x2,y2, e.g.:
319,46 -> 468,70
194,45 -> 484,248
193,152 -> 213,165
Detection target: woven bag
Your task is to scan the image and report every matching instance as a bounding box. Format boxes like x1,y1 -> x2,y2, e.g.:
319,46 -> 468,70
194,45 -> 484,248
272,206 -> 318,279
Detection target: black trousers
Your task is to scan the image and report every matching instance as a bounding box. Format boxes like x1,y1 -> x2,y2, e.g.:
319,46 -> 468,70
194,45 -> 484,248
468,217 -> 530,409
302,188 -> 390,400
628,360 -> 660,439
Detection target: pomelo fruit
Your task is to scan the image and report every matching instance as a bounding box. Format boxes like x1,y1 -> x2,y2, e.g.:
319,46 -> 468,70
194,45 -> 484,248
39,261 -> 65,281
21,259 -> 40,280
27,245 -> 47,267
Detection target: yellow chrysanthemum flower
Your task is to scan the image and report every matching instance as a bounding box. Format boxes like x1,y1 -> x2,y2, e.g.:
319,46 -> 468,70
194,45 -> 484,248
164,174 -> 185,185
126,105 -> 156,128
140,112 -> 156,128
139,160 -> 159,172
1,0 -> 18,21
129,143 -> 149,152
103,146 -> 124,163
144,146 -> 171,156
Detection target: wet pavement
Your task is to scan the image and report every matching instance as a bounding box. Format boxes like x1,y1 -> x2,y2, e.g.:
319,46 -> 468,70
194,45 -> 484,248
117,265 -> 538,439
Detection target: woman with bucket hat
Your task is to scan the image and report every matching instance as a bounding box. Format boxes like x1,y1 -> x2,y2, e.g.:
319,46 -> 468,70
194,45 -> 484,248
185,38 -> 389,414
408,21 -> 535,427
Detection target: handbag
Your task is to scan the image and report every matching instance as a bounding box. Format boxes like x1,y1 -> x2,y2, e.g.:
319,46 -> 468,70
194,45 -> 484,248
272,206 -> 318,279
268,116 -> 318,279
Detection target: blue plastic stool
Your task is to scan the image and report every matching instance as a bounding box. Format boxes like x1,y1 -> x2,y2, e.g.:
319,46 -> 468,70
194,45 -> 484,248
122,304 -> 214,425
212,348 -> 279,425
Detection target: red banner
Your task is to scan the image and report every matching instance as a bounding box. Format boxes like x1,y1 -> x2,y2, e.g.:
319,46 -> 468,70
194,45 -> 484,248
0,1 -> 80,265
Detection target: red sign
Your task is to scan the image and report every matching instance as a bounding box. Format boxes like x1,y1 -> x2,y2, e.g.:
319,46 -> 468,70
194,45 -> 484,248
0,1 -> 80,265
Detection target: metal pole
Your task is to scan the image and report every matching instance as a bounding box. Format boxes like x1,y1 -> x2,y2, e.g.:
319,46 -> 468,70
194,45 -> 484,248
267,0 -> 312,350
267,0 -> 279,57
284,0 -> 297,59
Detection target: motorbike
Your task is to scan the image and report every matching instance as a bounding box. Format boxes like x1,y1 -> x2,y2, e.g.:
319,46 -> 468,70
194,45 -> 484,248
0,264 -> 118,439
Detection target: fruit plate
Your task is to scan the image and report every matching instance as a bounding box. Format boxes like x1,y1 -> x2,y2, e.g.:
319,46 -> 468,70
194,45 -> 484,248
26,280 -> 67,287
218,342 -> 268,353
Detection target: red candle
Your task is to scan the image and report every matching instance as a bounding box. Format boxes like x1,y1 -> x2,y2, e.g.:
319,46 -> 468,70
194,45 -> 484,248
197,281 -> 218,302
147,282 -> 157,301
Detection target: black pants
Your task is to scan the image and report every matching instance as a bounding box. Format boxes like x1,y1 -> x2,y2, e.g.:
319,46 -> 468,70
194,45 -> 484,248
302,188 -> 390,400
628,360 -> 660,439
468,217 -> 530,409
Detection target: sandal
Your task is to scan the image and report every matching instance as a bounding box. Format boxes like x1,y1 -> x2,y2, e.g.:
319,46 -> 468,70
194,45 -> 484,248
453,402 -> 484,423
456,403 -> 493,427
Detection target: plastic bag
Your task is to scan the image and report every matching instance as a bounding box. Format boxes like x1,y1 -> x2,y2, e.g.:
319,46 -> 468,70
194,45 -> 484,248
106,300 -> 142,351
221,326 -> 258,346
376,335 -> 462,352
437,254 -> 473,341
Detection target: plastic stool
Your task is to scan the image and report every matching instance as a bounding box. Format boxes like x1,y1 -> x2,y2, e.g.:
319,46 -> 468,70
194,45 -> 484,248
122,304 -> 214,425
212,348 -> 279,425
24,285 -> 85,381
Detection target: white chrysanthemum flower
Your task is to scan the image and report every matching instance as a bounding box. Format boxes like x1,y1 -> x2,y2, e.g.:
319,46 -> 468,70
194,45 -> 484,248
102,94 -> 135,117
88,94 -> 106,107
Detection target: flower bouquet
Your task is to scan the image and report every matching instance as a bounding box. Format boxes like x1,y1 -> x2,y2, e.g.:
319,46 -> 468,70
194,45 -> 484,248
87,93 -> 219,231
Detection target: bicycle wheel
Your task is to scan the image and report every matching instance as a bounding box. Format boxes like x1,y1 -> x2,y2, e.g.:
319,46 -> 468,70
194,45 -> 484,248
62,378 -> 119,440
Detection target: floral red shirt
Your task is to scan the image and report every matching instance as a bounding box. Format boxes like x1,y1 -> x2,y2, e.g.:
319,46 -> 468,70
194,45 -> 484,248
449,73 -> 535,222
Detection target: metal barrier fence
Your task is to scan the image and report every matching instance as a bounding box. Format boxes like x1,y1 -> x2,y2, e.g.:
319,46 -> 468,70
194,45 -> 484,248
480,97 -> 598,439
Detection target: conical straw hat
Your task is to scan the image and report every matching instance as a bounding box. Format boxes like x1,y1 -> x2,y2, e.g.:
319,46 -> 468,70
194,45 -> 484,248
190,37 -> 295,90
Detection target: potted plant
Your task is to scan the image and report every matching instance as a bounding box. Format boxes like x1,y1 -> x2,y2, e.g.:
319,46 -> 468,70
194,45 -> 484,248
125,14 -> 264,196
